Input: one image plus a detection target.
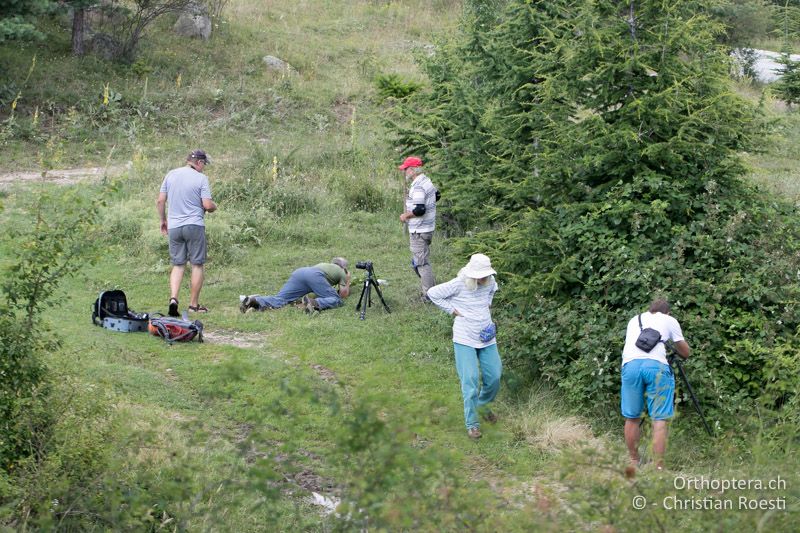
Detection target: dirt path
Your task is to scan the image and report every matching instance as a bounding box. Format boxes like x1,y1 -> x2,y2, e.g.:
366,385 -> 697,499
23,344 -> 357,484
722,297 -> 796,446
0,165 -> 127,187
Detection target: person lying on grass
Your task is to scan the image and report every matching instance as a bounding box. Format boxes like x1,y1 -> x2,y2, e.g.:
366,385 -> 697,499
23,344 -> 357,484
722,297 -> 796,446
240,257 -> 351,314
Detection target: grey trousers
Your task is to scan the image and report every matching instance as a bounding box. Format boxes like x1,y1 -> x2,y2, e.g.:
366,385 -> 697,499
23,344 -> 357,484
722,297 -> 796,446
410,231 -> 436,296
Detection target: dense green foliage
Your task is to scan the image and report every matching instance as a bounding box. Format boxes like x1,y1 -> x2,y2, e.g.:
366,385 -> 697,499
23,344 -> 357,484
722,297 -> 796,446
713,0 -> 775,47
390,0 -> 800,425
1,187 -> 103,467
0,0 -> 51,42
1,0 -> 798,529
373,73 -> 423,101
773,51 -> 800,104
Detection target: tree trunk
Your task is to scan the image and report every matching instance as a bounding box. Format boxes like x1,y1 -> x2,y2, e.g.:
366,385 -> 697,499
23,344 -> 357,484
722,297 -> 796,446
72,7 -> 87,56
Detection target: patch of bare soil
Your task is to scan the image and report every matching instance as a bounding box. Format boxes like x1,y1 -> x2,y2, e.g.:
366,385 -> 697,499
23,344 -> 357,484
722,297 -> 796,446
291,468 -> 336,493
0,165 -> 126,187
202,330 -> 270,348
472,455 -> 569,514
311,363 -> 338,385
332,98 -> 355,124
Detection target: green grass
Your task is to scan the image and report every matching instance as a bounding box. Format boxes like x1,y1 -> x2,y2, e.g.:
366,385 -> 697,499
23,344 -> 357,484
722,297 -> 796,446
2,0 -> 800,530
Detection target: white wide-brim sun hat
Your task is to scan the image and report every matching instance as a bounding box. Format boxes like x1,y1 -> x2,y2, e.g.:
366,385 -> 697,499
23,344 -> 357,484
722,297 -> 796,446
459,253 -> 496,279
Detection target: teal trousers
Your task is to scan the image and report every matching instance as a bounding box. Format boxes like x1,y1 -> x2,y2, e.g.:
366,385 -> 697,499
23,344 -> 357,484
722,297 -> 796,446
454,342 -> 502,430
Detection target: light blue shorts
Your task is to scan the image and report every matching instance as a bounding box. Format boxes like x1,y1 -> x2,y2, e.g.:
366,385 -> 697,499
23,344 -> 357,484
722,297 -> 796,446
620,359 -> 675,420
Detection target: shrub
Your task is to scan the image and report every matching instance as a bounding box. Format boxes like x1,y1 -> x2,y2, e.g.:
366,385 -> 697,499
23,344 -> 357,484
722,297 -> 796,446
772,51 -> 800,105
269,181 -> 319,217
1,186 -> 103,469
330,403 -> 500,531
101,210 -> 143,245
216,148 -> 319,218
389,0 -> 800,426
374,73 -> 423,101
711,0 -> 775,48
337,174 -> 389,212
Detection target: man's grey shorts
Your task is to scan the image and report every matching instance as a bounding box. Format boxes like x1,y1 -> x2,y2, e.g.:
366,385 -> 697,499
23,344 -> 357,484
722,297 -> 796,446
168,224 -> 207,265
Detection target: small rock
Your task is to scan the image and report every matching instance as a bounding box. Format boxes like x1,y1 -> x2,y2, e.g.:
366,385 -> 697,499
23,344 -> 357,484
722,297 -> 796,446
89,33 -> 122,61
174,1 -> 211,40
174,13 -> 212,40
263,55 -> 297,74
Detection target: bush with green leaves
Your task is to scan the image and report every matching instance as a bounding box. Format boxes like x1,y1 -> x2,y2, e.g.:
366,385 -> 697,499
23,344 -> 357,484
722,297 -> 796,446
1,187 -> 103,469
389,0 -> 800,425
336,174 -> 390,212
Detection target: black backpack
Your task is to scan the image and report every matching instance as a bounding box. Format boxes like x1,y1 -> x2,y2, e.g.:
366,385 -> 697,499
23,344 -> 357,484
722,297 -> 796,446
635,314 -> 664,352
92,290 -> 149,332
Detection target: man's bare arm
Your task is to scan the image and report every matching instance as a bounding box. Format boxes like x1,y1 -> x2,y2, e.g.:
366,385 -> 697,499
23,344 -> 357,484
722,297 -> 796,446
674,340 -> 690,359
338,271 -> 351,299
156,192 -> 168,235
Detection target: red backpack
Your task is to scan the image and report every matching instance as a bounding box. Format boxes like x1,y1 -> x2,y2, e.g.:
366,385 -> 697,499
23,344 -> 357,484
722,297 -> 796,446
148,315 -> 204,344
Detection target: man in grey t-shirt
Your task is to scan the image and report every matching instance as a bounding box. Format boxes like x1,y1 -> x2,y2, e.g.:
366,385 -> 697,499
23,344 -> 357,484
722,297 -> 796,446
156,149 -> 217,316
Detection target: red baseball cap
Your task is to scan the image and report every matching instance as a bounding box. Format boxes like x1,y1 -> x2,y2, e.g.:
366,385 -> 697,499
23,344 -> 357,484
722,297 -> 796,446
398,156 -> 423,170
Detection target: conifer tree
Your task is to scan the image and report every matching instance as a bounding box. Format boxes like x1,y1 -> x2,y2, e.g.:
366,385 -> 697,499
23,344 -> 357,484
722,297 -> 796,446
391,0 -> 800,419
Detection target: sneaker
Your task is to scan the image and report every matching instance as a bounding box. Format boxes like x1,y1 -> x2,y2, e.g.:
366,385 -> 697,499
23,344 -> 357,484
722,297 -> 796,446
239,296 -> 258,314
302,296 -> 319,314
467,427 -> 482,440
483,411 -> 499,424
168,298 -> 179,318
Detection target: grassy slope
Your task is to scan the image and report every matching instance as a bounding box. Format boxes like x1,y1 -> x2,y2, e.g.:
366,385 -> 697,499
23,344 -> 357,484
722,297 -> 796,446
1,1 -> 799,531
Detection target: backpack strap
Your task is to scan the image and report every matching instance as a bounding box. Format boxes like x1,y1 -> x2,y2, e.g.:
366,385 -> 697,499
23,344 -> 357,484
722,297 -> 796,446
637,313 -> 643,331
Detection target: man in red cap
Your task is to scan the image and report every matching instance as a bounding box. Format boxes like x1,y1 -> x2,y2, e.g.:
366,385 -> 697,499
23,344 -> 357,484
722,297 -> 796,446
398,156 -> 439,300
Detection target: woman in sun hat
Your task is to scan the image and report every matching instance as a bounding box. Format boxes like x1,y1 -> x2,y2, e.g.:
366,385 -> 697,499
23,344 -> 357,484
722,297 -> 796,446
427,253 -> 501,440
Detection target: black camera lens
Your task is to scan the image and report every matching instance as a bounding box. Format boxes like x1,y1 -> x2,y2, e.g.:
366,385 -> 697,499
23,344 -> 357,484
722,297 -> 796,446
356,261 -> 372,270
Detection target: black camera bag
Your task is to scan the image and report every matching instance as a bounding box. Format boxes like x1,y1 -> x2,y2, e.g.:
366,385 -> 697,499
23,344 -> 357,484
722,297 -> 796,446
635,314 -> 663,352
92,289 -> 149,332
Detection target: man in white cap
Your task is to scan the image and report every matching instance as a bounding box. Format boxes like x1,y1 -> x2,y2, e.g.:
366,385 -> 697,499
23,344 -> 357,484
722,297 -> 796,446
156,149 -> 217,316
427,253 -> 501,439
398,156 -> 439,300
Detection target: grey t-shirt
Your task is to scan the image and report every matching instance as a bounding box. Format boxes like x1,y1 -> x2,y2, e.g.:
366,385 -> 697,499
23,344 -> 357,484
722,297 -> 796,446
160,166 -> 212,228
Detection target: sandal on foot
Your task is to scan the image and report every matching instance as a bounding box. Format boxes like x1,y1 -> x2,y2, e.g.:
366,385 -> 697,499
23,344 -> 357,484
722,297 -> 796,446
467,427 -> 482,440
188,305 -> 208,313
168,298 -> 179,317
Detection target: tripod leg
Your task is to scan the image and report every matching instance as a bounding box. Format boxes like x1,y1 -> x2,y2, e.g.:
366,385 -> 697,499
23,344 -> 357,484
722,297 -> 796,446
360,281 -> 371,320
371,280 -> 391,313
675,360 -> 714,436
355,280 -> 367,311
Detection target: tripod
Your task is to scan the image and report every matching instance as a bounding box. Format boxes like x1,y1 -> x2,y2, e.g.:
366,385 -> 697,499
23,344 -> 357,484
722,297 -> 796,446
668,353 -> 714,436
355,263 -> 391,320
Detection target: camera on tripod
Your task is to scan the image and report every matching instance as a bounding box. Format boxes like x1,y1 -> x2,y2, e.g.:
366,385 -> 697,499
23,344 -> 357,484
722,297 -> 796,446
353,260 -> 389,319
